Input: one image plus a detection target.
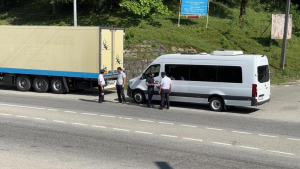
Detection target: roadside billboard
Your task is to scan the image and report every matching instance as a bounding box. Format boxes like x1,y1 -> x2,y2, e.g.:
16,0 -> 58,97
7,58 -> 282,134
180,0 -> 209,15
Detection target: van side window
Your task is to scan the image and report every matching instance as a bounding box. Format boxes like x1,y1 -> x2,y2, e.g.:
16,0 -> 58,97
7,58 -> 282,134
217,66 -> 242,83
165,65 -> 190,80
258,65 -> 269,83
144,64 -> 161,79
190,65 -> 217,82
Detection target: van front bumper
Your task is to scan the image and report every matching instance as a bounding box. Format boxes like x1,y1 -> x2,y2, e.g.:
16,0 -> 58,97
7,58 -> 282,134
251,98 -> 270,106
127,86 -> 133,98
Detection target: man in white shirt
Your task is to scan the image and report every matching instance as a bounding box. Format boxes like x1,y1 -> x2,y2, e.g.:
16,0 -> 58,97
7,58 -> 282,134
98,69 -> 106,103
158,72 -> 172,110
116,67 -> 126,103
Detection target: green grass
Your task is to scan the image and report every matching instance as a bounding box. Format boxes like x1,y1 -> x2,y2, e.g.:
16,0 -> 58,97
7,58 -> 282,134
1,2 -> 300,84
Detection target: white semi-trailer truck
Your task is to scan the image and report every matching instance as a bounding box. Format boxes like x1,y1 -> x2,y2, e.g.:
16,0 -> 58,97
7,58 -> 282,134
0,26 -> 125,93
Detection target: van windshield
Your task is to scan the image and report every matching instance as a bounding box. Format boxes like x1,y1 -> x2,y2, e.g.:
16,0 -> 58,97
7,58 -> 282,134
258,65 -> 269,83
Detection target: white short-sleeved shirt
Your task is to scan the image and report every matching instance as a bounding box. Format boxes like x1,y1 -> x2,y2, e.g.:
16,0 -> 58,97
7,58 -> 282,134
117,72 -> 126,85
98,74 -> 106,85
160,76 -> 172,89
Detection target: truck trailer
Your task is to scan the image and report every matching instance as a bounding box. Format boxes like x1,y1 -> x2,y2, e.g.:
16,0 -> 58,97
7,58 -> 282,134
0,26 -> 125,94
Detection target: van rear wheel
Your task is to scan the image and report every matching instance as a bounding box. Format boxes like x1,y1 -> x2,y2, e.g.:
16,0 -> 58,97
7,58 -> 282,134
133,91 -> 145,104
209,97 -> 224,112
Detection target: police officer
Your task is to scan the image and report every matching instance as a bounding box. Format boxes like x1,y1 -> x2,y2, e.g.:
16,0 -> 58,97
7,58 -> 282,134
158,72 -> 172,110
146,72 -> 157,108
98,69 -> 106,103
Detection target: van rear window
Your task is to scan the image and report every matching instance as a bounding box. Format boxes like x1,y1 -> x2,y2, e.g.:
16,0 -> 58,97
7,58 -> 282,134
258,65 -> 269,83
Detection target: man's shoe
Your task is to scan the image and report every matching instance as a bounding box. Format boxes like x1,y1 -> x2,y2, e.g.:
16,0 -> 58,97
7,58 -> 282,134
151,106 -> 155,108
167,107 -> 169,109
159,107 -> 163,110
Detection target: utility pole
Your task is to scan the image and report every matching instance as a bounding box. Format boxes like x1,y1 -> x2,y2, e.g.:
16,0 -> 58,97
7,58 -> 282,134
280,0 -> 291,69
74,0 -> 77,27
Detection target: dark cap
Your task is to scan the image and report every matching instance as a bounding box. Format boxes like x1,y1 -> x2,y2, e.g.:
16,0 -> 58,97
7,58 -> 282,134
117,67 -> 123,70
161,72 -> 166,75
100,69 -> 105,73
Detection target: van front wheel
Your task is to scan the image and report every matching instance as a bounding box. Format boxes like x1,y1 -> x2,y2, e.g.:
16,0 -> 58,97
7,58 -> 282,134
209,97 -> 224,112
133,91 -> 145,104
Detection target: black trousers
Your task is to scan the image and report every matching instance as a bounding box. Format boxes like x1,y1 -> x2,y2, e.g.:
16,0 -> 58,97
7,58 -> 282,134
147,87 -> 154,107
98,85 -> 104,102
116,85 -> 126,103
160,89 -> 170,108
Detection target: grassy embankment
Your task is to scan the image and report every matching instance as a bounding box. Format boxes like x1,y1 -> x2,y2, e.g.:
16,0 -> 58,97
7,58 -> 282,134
0,2 -> 299,84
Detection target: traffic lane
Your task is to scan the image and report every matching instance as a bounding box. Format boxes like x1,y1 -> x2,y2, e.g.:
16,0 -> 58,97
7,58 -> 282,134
1,117 -> 300,169
1,106 -> 300,157
1,92 -> 300,140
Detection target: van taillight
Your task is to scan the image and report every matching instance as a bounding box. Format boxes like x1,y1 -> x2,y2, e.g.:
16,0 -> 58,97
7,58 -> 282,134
252,84 -> 257,97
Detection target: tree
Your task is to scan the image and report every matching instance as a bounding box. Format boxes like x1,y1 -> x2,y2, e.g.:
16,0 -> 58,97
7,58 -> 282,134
239,0 -> 248,19
120,0 -> 169,17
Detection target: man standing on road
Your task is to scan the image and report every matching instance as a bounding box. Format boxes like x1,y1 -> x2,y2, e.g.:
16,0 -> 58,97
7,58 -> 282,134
98,69 -> 106,103
116,67 -> 126,104
158,72 -> 172,110
146,72 -> 157,108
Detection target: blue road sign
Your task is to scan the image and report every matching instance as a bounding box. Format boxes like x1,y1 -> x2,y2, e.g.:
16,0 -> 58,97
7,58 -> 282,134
181,0 -> 208,15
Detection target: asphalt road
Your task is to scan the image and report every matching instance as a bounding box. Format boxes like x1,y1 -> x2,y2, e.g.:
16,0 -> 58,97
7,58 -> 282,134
0,84 -> 300,168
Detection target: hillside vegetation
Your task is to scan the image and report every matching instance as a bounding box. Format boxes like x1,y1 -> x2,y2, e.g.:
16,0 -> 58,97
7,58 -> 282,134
0,0 -> 300,84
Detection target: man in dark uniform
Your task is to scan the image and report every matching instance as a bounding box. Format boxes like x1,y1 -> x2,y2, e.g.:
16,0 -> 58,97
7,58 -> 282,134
146,72 -> 157,108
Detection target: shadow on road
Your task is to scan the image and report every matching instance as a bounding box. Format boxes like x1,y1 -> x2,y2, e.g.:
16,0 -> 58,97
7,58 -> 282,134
155,162 -> 173,169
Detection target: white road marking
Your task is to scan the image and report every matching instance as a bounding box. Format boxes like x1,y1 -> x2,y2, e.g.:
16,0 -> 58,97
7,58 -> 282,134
267,150 -> 294,156
158,122 -> 174,125
35,108 -> 46,110
287,138 -> 300,142
16,115 -> 28,118
180,124 -> 197,128
182,137 -> 203,142
113,128 -> 130,132
161,134 -> 178,138
232,131 -> 252,135
206,127 -> 225,131
238,146 -> 260,150
64,111 -> 77,114
212,142 -> 232,146
135,131 -> 154,135
92,125 -> 107,129
72,123 -> 88,126
82,113 -> 97,116
47,109 -> 58,111
284,85 -> 290,87
118,117 -> 123,119
258,134 -> 279,138
0,113 -> 12,116
100,115 -> 116,118
34,118 -> 46,121
53,120 -> 66,123
124,118 -> 132,120
139,119 -> 154,123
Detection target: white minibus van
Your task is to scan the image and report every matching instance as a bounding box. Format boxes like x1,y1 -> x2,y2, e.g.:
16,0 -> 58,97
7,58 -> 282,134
127,51 -> 270,111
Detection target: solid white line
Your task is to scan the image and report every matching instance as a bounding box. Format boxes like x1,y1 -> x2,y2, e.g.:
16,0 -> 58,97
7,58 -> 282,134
138,119 -> 154,123
212,142 -> 232,146
182,137 -> 203,142
135,131 -> 154,135
47,109 -> 58,111
64,111 -> 77,114
16,115 -> 28,118
232,131 -> 252,135
287,138 -> 300,141
0,113 -> 12,116
33,117 -> 45,120
113,128 -> 130,132
159,122 -> 174,125
124,118 -> 132,120
180,124 -> 197,128
100,115 -> 116,118
161,134 -> 178,138
53,120 -> 66,123
258,134 -> 279,138
206,127 -> 225,131
238,146 -> 260,150
82,113 -> 97,116
92,125 -> 107,129
72,123 -> 88,126
267,150 -> 294,156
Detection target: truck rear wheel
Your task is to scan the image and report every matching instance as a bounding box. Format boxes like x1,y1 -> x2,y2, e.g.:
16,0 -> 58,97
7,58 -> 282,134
16,75 -> 32,91
51,77 -> 66,94
33,76 -> 49,93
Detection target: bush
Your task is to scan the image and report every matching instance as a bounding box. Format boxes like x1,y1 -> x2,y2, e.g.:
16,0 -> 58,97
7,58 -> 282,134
291,4 -> 300,36
0,13 -> 8,20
